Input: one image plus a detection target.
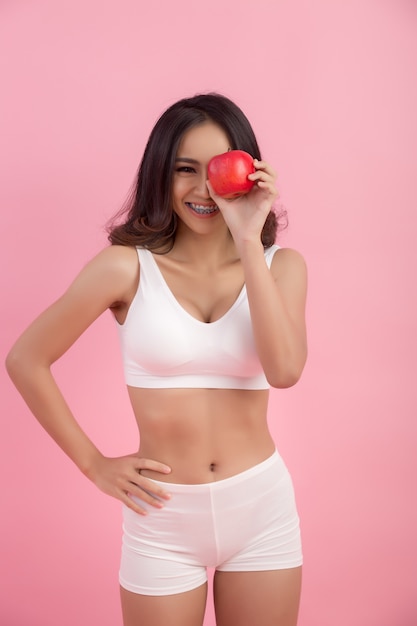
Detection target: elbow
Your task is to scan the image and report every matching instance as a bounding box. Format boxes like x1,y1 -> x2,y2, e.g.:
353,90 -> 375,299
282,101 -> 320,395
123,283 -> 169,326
5,347 -> 18,379
5,344 -> 38,385
6,340 -> 53,389
5,345 -> 24,384
267,371 -> 302,389
266,353 -> 308,389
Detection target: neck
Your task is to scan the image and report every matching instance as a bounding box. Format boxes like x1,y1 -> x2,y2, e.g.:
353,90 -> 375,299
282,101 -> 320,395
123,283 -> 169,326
171,228 -> 238,266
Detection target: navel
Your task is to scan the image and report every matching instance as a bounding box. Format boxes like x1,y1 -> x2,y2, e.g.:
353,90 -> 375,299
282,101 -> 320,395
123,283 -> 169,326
209,462 -> 216,472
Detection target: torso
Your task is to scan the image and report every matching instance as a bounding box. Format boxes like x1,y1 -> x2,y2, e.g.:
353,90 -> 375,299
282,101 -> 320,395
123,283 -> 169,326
112,242 -> 276,484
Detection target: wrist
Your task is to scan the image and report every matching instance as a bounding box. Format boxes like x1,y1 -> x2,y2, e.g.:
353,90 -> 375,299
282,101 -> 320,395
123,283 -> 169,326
80,449 -> 105,482
236,237 -> 264,260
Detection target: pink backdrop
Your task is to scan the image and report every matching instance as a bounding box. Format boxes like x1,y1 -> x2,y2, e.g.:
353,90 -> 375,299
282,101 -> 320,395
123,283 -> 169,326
1,1 -> 416,624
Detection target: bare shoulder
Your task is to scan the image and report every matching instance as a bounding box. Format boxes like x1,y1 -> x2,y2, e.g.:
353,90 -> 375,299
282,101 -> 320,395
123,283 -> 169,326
84,244 -> 138,275
270,247 -> 307,281
70,245 -> 139,303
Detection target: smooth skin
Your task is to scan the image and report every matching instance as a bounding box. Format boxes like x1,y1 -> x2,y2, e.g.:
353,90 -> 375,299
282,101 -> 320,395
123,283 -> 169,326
6,121 -> 307,625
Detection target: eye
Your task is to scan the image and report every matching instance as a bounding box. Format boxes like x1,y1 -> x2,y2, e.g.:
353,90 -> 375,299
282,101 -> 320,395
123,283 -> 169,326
176,166 -> 196,174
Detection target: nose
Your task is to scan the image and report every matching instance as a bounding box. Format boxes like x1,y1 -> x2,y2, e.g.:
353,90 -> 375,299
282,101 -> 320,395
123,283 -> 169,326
195,170 -> 211,198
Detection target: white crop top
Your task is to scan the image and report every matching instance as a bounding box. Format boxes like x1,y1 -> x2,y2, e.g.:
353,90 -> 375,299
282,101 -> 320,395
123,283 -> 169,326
116,245 -> 280,389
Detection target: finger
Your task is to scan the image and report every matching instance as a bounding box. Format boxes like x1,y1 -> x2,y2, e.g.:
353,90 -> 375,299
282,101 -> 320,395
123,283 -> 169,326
134,474 -> 172,501
136,457 -> 172,475
125,477 -> 171,508
247,172 -> 278,194
254,180 -> 279,199
253,159 -> 277,177
248,168 -> 276,184
130,459 -> 172,501
119,490 -> 150,516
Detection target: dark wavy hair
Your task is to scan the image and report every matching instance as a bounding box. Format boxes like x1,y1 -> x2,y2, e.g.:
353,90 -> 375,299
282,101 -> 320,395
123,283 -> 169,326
107,93 -> 286,251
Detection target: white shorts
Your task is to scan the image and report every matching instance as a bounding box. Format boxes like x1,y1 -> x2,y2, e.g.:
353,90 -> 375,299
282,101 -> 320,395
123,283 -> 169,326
119,450 -> 302,596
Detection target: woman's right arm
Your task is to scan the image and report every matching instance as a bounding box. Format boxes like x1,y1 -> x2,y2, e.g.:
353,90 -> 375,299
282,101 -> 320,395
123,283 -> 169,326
5,245 -> 171,514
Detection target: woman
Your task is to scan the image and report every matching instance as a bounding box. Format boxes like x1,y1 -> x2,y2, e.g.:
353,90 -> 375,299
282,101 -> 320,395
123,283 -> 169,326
6,93 -> 308,626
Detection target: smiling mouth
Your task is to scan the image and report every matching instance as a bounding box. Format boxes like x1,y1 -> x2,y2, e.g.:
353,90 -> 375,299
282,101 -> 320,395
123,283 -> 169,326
185,202 -> 219,215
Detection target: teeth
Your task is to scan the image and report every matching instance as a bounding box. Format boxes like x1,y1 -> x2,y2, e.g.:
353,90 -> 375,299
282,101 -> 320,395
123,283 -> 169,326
186,202 -> 218,215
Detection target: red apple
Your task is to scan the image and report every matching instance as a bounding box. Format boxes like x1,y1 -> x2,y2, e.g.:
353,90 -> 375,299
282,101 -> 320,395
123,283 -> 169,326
207,150 -> 255,199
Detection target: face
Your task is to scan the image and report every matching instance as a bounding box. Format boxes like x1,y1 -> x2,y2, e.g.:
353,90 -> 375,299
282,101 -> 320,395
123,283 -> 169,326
172,121 -> 231,231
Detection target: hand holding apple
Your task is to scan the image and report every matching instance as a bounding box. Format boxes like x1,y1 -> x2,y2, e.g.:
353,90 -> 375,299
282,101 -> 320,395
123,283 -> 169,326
206,155 -> 279,252
207,150 -> 255,199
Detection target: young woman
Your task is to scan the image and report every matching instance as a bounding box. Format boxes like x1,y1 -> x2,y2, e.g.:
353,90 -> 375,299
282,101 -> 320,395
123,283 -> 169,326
6,93 -> 308,626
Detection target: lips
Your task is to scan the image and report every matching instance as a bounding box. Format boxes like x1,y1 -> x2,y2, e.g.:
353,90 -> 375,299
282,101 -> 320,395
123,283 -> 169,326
185,202 -> 219,215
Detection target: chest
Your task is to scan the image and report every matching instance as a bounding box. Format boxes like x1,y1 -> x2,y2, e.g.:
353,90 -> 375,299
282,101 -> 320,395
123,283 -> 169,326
117,247 -> 267,387
152,256 -> 245,324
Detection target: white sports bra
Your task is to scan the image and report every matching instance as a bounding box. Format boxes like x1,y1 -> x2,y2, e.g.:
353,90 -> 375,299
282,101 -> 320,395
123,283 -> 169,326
116,245 -> 279,389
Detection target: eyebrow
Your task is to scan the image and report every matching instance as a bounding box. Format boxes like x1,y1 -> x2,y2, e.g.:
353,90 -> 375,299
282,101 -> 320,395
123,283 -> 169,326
175,157 -> 199,164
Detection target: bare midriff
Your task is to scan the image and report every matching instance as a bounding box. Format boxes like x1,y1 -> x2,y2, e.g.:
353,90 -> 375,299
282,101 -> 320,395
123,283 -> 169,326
127,387 -> 276,484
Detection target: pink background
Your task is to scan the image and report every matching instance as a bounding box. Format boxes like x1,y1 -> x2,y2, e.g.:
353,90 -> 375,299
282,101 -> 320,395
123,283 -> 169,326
1,1 -> 416,624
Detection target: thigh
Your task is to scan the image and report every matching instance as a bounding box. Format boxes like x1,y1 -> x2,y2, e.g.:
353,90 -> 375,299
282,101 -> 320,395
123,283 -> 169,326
213,567 -> 302,626
120,583 -> 208,626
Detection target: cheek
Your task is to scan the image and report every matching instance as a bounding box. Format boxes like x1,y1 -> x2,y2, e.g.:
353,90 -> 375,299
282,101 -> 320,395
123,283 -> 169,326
172,178 -> 189,202
171,184 -> 186,217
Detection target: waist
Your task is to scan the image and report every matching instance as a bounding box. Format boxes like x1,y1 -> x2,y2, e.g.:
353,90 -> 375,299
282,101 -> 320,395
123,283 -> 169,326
147,449 -> 284,492
129,387 -> 274,483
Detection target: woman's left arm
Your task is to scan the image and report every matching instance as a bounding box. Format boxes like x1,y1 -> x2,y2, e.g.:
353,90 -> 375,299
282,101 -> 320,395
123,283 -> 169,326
207,159 -> 308,388
240,241 -> 308,388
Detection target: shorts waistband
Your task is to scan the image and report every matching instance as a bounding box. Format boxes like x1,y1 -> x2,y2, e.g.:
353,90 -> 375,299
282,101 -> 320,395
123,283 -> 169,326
149,450 -> 283,494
